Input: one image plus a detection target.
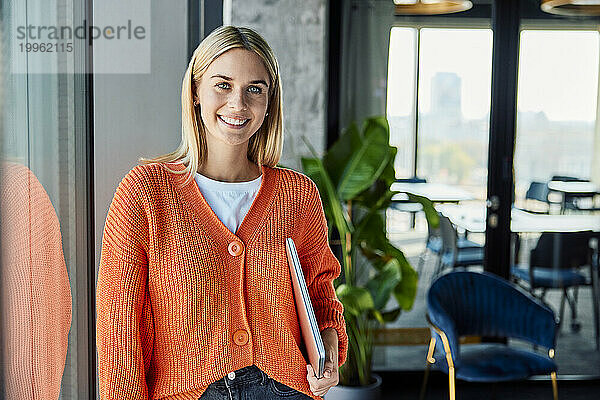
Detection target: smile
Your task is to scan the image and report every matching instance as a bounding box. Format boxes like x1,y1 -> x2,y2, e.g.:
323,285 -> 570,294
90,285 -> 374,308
218,115 -> 250,128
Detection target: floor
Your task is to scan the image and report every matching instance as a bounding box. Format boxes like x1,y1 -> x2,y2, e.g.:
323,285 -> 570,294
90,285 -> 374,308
377,370 -> 600,400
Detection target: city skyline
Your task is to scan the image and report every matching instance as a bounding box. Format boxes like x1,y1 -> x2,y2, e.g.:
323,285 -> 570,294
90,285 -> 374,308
387,63 -> 595,194
387,27 -> 600,122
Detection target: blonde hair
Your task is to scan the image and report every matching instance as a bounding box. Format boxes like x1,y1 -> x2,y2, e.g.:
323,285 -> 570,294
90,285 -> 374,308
140,26 -> 284,184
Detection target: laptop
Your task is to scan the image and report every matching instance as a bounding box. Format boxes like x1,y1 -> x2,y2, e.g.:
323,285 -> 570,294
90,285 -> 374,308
286,238 -> 326,378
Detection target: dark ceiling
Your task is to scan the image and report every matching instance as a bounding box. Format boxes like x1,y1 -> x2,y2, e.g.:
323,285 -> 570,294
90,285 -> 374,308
394,0 -> 600,23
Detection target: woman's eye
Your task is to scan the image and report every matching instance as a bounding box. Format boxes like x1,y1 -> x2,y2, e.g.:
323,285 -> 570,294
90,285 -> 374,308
247,86 -> 262,94
216,82 -> 230,90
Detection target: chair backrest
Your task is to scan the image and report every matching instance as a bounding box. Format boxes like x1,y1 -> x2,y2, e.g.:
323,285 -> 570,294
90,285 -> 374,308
427,271 -> 557,365
525,181 -> 550,203
530,231 -> 598,269
438,214 -> 458,255
591,238 -> 599,271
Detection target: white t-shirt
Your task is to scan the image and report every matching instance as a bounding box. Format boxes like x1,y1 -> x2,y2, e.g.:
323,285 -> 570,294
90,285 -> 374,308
194,172 -> 262,234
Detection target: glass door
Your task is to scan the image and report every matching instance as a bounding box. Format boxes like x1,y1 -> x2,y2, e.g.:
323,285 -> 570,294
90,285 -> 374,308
379,25 -> 492,371
513,28 -> 600,376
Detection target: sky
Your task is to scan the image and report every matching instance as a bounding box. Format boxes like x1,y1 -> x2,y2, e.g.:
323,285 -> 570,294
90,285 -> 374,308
387,27 -> 600,122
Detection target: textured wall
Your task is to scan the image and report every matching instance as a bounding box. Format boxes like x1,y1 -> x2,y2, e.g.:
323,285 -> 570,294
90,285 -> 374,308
229,0 -> 327,171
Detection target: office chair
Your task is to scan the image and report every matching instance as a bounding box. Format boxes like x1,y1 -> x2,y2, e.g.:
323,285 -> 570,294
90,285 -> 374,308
523,181 -> 551,214
431,214 -> 484,280
421,271 -> 558,400
511,231 -> 599,334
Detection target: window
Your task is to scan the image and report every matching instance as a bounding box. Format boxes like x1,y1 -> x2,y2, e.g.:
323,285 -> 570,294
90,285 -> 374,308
515,30 -> 599,201
387,27 -> 417,179
381,27 -> 492,367
387,27 -> 493,201
512,29 -> 600,375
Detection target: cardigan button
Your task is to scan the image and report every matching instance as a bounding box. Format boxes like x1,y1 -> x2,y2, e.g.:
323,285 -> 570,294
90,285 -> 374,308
233,329 -> 249,346
228,241 -> 243,256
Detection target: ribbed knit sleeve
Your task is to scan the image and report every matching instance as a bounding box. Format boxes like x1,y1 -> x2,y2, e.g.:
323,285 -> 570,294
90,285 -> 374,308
297,180 -> 348,367
0,162 -> 72,400
96,167 -> 155,400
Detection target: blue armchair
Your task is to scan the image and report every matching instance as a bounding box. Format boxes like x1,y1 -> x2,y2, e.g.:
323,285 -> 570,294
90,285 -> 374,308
421,271 -> 558,400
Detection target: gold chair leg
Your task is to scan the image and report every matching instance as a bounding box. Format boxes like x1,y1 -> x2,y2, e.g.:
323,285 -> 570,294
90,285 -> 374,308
551,371 -> 558,400
426,320 -> 457,400
449,366 -> 456,400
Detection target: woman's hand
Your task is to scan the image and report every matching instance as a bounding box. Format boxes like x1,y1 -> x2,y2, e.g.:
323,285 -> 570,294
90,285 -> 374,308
306,328 -> 339,398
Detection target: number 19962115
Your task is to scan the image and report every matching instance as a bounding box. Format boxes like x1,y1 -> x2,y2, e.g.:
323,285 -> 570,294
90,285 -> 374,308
19,42 -> 73,52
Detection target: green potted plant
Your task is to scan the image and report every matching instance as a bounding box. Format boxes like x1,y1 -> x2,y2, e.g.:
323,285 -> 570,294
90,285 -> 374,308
300,116 -> 421,399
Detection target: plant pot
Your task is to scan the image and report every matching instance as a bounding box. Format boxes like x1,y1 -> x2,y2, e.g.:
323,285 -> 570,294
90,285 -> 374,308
324,373 -> 382,400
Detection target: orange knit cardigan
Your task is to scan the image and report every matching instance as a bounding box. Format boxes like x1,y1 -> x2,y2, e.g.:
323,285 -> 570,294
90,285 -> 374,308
96,162 -> 348,400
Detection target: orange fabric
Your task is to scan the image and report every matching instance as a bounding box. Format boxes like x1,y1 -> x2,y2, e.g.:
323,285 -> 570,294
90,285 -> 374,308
96,162 -> 348,400
0,162 -> 72,400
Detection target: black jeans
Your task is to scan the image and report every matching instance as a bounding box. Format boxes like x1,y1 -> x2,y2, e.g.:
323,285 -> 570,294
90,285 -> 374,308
199,365 -> 313,400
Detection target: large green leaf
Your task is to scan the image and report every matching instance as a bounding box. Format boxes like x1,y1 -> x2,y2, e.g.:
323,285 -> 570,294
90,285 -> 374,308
385,242 -> 411,269
365,258 -> 403,310
381,308 -> 402,322
300,156 -> 353,236
301,155 -> 354,285
360,241 -> 417,312
353,188 -> 397,243
324,123 -> 362,188
337,118 -> 391,201
301,157 -> 334,223
370,310 -> 385,325
336,284 -> 375,316
358,243 -> 387,272
352,129 -> 396,208
407,194 -> 439,229
354,210 -> 388,256
386,245 -> 418,310
394,265 -> 418,311
379,145 -> 398,187
354,181 -> 397,210
300,156 -> 326,195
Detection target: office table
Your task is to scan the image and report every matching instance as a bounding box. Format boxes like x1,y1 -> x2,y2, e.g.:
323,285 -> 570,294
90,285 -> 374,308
391,182 -> 475,203
547,181 -> 600,212
436,204 -> 600,233
547,181 -> 599,195
390,182 -> 475,229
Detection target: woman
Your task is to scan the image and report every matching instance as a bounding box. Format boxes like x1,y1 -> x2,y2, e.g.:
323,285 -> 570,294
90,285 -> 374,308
96,26 -> 348,400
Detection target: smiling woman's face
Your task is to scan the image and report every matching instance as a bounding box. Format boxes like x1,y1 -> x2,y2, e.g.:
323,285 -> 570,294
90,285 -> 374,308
194,48 -> 270,148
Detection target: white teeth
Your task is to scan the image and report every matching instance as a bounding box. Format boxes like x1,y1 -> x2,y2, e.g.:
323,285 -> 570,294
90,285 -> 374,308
220,115 -> 248,126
